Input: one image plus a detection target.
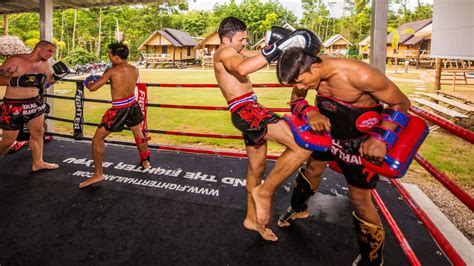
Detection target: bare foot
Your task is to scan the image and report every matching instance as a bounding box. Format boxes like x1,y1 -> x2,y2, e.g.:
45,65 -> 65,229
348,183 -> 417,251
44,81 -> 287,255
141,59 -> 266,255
32,162 -> 59,172
277,210 -> 310,227
243,218 -> 278,242
79,175 -> 104,189
141,160 -> 151,169
251,185 -> 271,226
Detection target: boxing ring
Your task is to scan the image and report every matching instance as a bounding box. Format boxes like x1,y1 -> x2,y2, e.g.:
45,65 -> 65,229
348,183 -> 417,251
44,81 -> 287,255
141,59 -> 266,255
1,79 -> 473,265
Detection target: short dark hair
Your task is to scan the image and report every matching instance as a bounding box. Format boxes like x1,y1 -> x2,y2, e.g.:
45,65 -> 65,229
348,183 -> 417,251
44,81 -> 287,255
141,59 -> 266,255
277,47 -> 323,84
108,42 -> 129,59
34,40 -> 55,50
218,17 -> 246,42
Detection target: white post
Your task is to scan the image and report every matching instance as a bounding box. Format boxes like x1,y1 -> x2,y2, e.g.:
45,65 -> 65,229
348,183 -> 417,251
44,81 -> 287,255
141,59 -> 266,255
369,0 -> 388,73
40,0 -> 55,131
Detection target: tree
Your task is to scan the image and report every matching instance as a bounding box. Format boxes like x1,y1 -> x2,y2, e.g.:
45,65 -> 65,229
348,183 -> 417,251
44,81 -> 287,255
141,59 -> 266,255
213,0 -> 296,44
390,27 -> 415,73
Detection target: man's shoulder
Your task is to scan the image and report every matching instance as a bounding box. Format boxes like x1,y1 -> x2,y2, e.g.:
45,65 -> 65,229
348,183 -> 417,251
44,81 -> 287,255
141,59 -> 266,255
215,46 -> 237,59
3,54 -> 26,64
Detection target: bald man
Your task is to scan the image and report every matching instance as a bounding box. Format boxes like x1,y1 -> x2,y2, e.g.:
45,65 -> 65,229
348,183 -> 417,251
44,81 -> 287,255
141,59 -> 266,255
0,40 -> 61,171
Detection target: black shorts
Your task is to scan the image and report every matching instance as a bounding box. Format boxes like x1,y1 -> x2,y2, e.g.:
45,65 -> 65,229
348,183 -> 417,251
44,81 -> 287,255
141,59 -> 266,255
99,101 -> 144,132
230,101 -> 281,146
0,96 -> 45,131
311,136 -> 379,189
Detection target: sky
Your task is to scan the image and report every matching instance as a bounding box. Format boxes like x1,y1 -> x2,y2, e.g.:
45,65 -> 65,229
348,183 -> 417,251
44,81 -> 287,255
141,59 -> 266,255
188,0 -> 434,19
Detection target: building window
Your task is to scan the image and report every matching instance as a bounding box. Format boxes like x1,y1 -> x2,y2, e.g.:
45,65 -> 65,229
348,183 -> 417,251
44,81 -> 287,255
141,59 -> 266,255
187,47 -> 191,56
162,46 -> 168,54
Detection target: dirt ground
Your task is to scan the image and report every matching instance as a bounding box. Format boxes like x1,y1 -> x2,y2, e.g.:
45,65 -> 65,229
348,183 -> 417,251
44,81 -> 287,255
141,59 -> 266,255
403,168 -> 474,244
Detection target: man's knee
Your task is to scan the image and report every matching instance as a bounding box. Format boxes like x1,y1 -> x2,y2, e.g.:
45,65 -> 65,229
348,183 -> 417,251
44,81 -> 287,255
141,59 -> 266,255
0,139 -> 16,150
28,127 -> 44,139
91,134 -> 106,146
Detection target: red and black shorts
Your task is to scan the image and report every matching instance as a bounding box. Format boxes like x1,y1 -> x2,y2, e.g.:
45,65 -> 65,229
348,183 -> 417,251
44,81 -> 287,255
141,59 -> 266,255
228,92 -> 281,146
311,136 -> 379,189
0,96 -> 45,131
99,95 -> 144,132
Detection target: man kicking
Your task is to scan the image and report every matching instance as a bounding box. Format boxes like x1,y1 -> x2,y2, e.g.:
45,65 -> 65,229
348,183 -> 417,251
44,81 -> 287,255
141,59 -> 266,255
213,17 -> 323,241
276,47 -> 411,265
0,40 -> 67,171
79,42 -> 150,189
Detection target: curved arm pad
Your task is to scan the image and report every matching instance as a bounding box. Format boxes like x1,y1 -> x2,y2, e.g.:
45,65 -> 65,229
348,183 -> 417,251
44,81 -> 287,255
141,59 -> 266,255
283,114 -> 332,152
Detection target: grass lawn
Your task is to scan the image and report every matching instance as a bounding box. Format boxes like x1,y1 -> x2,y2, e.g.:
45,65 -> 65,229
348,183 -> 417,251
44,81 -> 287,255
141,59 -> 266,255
1,68 -> 472,190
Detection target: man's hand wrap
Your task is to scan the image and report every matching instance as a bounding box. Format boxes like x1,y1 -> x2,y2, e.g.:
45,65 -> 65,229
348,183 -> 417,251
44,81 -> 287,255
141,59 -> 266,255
52,61 -> 70,80
290,99 -> 319,122
283,114 -> 332,152
261,28 -> 322,63
362,109 -> 429,178
9,74 -> 47,88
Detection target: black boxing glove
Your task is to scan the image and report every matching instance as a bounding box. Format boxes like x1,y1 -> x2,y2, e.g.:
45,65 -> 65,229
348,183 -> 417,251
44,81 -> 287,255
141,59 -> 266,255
262,29 -> 323,63
264,26 -> 292,45
52,61 -> 70,80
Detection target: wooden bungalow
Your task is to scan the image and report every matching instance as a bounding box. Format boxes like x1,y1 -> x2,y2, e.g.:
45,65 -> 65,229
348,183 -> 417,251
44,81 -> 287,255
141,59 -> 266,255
323,34 -> 352,57
194,30 -> 219,68
386,18 -> 432,64
138,28 -> 198,68
195,30 -> 219,57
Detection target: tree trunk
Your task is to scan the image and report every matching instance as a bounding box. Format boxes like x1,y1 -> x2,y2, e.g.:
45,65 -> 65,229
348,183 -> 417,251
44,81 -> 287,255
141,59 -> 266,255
72,9 -> 77,50
394,53 -> 399,74
96,8 -> 102,58
57,12 -> 64,59
4,15 -> 8,36
435,58 -> 442,91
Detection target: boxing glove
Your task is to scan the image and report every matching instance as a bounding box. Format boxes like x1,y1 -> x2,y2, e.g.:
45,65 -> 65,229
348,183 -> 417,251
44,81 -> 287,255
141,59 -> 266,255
83,74 -> 101,88
261,28 -> 323,63
264,26 -> 292,45
52,61 -> 70,80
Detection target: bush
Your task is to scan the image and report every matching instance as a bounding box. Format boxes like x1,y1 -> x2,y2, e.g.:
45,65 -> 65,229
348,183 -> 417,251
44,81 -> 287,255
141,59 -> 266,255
347,54 -> 363,60
63,48 -> 99,66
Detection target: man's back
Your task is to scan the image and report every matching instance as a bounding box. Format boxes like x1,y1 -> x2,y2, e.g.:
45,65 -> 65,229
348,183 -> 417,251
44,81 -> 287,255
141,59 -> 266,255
108,63 -> 138,100
317,57 -> 395,106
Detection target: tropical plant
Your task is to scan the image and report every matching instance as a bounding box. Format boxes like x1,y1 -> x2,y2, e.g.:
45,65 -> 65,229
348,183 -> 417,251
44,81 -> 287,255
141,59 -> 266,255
62,48 -> 98,65
389,27 -> 415,73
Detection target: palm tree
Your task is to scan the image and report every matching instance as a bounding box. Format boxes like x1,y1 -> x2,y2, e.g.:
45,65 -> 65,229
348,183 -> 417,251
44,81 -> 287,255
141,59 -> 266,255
390,27 -> 415,73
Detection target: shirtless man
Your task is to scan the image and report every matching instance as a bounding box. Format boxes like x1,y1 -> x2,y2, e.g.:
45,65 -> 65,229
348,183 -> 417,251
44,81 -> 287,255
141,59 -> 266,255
79,42 -> 150,189
213,17 -> 324,241
276,47 -> 411,265
0,40 -> 67,171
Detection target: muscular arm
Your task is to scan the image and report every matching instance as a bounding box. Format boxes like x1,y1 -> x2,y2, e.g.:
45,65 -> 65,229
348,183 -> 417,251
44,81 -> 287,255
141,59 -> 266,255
220,47 -> 268,76
358,67 -> 410,112
239,49 -> 262,59
357,66 -> 411,162
88,69 -> 112,92
0,58 -> 18,85
45,64 -> 57,85
290,86 -> 309,102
